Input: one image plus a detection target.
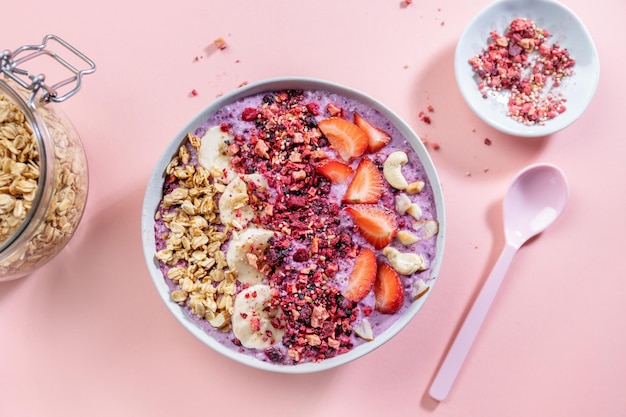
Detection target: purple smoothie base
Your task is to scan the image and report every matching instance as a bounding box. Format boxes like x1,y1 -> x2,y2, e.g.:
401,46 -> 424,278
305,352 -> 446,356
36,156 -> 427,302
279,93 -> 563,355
154,89 -> 439,365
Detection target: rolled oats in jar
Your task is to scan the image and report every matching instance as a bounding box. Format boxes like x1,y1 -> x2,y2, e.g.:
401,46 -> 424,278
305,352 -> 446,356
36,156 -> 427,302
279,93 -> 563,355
0,35 -> 95,281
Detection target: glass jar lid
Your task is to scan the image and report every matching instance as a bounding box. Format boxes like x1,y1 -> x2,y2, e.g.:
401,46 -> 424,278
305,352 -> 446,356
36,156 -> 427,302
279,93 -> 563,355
0,34 -> 96,105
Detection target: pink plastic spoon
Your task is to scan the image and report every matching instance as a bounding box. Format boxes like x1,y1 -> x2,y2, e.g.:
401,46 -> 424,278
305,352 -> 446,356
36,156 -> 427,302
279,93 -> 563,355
429,163 -> 569,401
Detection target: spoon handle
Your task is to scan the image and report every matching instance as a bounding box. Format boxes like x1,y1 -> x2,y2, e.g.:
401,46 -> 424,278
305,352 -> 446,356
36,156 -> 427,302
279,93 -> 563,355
429,243 -> 518,401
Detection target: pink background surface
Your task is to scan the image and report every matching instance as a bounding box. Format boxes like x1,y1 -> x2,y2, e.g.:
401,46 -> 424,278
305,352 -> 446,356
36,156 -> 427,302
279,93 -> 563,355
1,0 -> 625,416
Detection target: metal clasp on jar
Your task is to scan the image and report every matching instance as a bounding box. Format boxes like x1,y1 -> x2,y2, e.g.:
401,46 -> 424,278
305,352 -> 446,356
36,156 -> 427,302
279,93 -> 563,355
0,34 -> 96,105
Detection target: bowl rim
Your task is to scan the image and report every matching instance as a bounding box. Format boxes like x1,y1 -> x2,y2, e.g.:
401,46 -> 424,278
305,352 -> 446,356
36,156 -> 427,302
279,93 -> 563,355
454,0 -> 600,137
141,76 -> 447,373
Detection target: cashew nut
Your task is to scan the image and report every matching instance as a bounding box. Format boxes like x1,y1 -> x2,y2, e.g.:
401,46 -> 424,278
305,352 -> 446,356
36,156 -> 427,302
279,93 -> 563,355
395,192 -> 422,219
396,230 -> 420,245
394,193 -> 412,214
382,247 -> 427,275
406,180 -> 425,195
353,319 -> 374,341
383,151 -> 409,190
413,220 -> 439,239
412,279 -> 430,300
406,203 -> 422,220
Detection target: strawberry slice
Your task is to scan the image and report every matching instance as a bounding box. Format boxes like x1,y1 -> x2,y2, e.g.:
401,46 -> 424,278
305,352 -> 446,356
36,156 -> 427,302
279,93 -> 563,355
354,113 -> 391,153
318,117 -> 368,162
342,157 -> 383,204
343,248 -> 377,302
316,159 -> 353,184
374,262 -> 405,314
344,204 -> 398,249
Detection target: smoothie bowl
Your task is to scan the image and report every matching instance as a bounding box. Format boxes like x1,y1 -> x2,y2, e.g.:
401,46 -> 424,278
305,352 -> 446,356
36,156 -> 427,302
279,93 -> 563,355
141,77 -> 446,373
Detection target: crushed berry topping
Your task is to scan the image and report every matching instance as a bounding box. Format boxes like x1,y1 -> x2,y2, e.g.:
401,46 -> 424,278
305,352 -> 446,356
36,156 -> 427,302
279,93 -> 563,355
468,18 -> 575,125
221,90 -> 362,363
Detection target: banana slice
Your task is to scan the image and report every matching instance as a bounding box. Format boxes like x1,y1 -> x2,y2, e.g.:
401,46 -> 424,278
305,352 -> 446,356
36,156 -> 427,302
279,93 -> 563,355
242,173 -> 268,191
226,227 -> 275,285
218,176 -> 255,228
198,125 -> 236,183
218,174 -> 269,228
232,284 -> 285,349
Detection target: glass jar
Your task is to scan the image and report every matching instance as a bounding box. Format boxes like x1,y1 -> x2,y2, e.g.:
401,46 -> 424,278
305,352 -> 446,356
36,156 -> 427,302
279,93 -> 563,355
0,35 -> 95,281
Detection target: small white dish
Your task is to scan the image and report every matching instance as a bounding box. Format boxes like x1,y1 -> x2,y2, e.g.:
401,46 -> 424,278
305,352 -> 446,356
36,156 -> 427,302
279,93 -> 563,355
455,0 -> 600,137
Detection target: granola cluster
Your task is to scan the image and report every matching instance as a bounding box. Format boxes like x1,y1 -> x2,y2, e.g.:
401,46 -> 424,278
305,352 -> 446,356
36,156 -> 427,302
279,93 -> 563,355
155,135 -> 236,331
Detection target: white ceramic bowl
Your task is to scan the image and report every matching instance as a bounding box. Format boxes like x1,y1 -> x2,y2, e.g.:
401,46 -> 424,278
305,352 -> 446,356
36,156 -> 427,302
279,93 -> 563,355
455,0 -> 600,137
141,77 -> 446,373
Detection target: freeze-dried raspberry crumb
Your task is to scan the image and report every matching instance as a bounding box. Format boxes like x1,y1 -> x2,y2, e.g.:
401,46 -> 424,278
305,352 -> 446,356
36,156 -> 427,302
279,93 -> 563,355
241,107 -> 260,121
484,138 -> 492,145
265,346 -> 284,362
327,103 -> 343,117
213,37 -> 227,50
292,248 -> 309,262
305,102 -> 320,115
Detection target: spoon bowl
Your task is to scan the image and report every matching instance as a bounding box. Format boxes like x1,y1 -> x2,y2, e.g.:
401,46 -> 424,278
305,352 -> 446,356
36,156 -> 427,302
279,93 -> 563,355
429,163 -> 568,401
504,163 -> 569,247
